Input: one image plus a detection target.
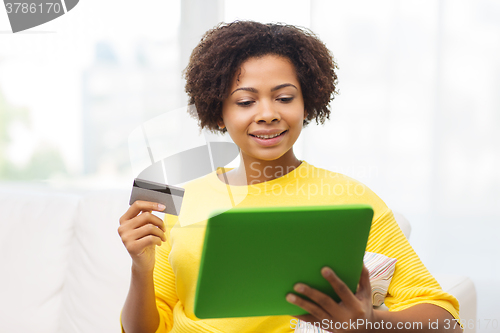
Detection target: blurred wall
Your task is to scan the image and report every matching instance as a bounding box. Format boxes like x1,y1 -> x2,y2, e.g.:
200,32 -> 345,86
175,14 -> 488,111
0,0 -> 499,330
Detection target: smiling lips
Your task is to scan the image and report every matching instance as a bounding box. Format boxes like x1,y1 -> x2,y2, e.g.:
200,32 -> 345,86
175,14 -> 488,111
249,130 -> 288,146
249,130 -> 287,139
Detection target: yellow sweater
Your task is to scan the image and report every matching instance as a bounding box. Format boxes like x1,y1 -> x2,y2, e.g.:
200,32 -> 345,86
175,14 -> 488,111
121,160 -> 459,333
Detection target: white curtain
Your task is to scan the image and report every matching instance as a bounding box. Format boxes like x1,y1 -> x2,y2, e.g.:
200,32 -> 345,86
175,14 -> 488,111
308,0 -> 500,326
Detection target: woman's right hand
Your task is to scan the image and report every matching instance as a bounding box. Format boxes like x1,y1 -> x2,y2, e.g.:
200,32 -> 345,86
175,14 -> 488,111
118,201 -> 167,272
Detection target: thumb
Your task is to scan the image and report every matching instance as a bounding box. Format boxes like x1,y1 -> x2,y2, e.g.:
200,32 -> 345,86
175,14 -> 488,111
357,264 -> 372,299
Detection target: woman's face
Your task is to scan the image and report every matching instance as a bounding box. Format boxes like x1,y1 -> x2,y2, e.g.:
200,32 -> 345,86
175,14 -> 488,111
219,54 -> 307,162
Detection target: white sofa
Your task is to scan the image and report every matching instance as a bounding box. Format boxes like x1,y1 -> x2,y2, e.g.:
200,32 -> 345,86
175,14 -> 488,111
0,185 -> 477,333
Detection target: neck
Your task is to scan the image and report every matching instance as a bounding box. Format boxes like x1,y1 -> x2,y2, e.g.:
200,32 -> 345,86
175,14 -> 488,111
230,149 -> 302,185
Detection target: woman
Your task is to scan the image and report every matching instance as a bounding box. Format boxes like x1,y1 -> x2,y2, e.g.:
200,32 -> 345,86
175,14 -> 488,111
119,21 -> 461,333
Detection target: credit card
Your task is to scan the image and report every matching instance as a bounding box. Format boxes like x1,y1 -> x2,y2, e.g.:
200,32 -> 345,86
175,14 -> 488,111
129,178 -> 184,216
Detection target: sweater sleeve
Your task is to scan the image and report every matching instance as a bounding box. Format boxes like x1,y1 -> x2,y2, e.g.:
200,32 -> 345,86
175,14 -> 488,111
151,214 -> 180,333
119,215 -> 179,333
366,208 -> 460,320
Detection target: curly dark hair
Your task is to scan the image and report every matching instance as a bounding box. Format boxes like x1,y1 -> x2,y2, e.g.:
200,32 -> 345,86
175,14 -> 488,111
183,20 -> 339,134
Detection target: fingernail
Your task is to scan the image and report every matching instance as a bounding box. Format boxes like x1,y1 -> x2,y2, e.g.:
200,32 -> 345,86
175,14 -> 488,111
158,204 -> 166,210
294,284 -> 305,292
286,294 -> 296,302
322,267 -> 333,277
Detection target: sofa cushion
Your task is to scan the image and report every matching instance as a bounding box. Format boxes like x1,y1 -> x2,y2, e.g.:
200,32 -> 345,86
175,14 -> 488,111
392,211 -> 412,239
0,186 -> 80,333
58,189 -> 132,333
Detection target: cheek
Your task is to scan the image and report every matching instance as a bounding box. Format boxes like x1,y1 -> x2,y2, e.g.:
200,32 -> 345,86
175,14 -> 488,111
223,117 -> 249,143
226,118 -> 246,134
291,113 -> 306,128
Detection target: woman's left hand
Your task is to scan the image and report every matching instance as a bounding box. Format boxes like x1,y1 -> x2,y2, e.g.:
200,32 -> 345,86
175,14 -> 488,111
286,264 -> 376,332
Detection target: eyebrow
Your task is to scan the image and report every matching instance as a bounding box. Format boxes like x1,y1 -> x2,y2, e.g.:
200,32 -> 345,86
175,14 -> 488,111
230,83 -> 298,95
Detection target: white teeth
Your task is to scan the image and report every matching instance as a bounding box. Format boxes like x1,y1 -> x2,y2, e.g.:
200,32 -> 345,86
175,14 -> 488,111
254,131 -> 284,139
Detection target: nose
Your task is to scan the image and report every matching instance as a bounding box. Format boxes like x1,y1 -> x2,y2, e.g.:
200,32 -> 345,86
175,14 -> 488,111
254,100 -> 281,124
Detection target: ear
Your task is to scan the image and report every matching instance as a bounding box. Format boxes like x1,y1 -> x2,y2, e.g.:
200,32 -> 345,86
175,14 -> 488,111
303,109 -> 308,120
217,120 -> 225,129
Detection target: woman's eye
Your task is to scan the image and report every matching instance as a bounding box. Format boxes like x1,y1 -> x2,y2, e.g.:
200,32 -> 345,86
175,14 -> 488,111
237,101 -> 253,107
278,97 -> 293,103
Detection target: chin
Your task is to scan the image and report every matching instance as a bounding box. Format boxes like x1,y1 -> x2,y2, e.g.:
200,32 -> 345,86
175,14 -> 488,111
248,150 -> 291,162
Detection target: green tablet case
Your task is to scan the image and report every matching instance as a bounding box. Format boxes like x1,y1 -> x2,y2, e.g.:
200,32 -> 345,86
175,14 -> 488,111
194,204 -> 373,319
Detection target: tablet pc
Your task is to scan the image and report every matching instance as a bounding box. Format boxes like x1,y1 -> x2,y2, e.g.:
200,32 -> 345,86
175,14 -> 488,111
194,204 -> 373,319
